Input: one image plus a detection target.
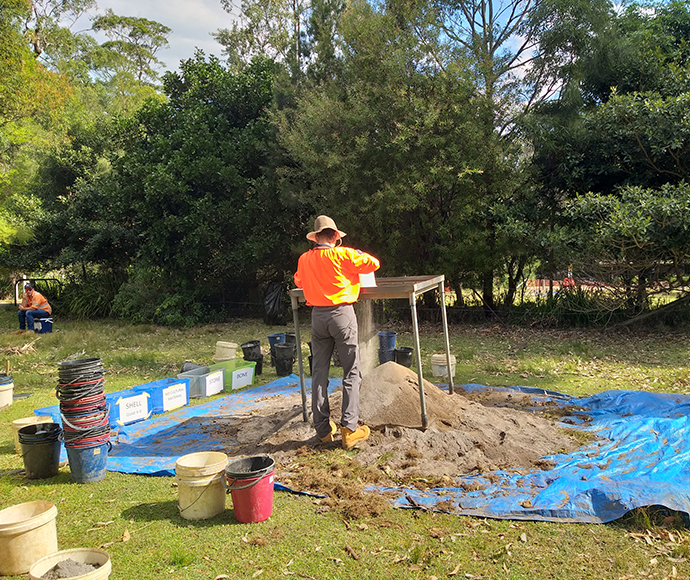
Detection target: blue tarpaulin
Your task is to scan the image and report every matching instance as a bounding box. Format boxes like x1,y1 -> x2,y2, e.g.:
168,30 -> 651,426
104,376 -> 690,523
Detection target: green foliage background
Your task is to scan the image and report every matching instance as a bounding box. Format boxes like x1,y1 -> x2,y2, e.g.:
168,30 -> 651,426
4,0 -> 690,326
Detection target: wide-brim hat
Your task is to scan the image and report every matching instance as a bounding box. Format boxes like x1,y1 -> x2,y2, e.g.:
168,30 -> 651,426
306,215 -> 347,242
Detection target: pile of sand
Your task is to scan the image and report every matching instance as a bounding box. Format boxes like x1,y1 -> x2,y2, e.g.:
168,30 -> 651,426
218,362 -> 581,479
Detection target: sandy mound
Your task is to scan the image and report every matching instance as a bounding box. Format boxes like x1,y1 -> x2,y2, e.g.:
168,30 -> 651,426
214,362 -> 581,480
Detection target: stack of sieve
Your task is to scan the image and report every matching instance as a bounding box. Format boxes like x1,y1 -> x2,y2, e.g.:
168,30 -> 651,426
56,358 -> 110,449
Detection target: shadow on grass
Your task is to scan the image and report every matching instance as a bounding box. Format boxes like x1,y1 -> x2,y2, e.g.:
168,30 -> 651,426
121,499 -> 244,527
0,468 -> 71,485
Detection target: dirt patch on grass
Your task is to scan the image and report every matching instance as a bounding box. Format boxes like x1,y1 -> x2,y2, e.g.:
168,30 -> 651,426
209,362 -> 585,518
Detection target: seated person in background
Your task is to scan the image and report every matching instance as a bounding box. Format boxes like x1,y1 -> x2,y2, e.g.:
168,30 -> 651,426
18,283 -> 51,333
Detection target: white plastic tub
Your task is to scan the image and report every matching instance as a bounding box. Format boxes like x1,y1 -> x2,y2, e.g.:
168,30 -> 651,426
28,547 -> 111,580
431,354 -> 456,379
0,500 -> 58,575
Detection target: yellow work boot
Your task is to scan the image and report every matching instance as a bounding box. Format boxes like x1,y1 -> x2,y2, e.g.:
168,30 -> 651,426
341,425 -> 370,450
320,420 -> 338,442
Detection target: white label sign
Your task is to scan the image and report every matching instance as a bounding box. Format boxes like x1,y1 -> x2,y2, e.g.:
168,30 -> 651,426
117,393 -> 150,425
204,370 -> 224,396
232,367 -> 254,389
162,383 -> 188,412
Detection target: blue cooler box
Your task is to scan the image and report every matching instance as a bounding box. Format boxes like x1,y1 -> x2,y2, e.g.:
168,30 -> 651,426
134,378 -> 190,415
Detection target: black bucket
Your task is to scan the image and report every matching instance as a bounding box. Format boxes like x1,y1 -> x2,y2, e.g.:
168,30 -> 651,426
275,356 -> 294,377
241,340 -> 261,359
180,361 -> 205,373
19,423 -> 62,479
275,343 -> 294,360
245,355 -> 263,376
394,347 -> 414,368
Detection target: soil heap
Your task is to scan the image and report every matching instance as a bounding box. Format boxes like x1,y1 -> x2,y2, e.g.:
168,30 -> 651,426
229,362 -> 581,479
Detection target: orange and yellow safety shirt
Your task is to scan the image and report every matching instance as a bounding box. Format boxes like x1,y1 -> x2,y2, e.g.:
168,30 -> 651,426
21,291 -> 52,314
294,245 -> 380,307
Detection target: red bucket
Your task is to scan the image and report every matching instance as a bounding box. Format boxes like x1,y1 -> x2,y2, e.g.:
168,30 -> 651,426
222,456 -> 275,523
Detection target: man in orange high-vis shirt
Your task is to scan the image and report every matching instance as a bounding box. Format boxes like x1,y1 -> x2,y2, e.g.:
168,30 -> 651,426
294,215 -> 380,450
18,283 -> 52,333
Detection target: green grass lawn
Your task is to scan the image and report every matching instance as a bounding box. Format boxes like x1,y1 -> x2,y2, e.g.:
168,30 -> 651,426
1,304 -> 690,579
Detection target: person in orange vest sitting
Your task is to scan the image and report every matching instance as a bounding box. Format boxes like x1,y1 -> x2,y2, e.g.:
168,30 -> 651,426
294,215 -> 380,450
18,283 -> 52,333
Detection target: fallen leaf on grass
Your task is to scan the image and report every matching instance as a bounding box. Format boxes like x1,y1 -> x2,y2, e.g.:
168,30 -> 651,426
122,529 -> 130,542
378,520 -> 404,530
99,542 -> 115,549
213,575 -> 230,580
252,570 -> 263,577
448,563 -> 462,576
520,533 -> 527,542
628,532 -> 654,545
345,545 -> 359,560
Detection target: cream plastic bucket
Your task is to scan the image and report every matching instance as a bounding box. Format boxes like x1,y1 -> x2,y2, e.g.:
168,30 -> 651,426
12,416 -> 54,454
176,451 -> 228,478
28,547 -> 112,580
0,380 -> 13,410
431,354 -> 456,378
175,451 -> 228,520
214,341 -> 237,363
0,500 -> 58,575
176,472 -> 227,520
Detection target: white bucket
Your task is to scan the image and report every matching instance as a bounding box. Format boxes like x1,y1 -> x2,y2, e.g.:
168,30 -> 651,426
176,451 -> 228,478
431,354 -> 456,378
12,416 -> 54,455
0,500 -> 58,575
176,472 -> 227,520
28,547 -> 112,580
214,341 -> 237,363
0,381 -> 13,410
175,451 -> 228,520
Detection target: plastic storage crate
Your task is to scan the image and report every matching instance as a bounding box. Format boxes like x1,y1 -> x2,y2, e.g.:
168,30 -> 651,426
177,366 -> 224,398
105,388 -> 152,427
209,359 -> 256,391
133,378 -> 190,414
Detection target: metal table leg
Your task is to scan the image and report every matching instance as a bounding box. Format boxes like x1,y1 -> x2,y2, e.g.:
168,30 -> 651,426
291,295 -> 309,422
439,281 -> 454,394
410,291 -> 428,428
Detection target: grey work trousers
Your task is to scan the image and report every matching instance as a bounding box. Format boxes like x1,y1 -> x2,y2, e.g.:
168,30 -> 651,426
311,304 -> 361,438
